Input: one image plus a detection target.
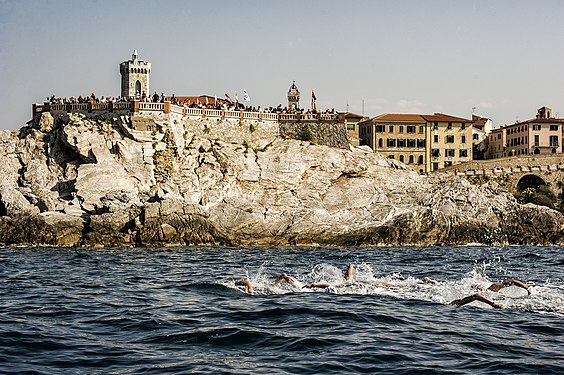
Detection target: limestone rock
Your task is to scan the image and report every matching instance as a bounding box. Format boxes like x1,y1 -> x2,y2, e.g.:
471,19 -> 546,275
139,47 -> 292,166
0,112 -> 563,247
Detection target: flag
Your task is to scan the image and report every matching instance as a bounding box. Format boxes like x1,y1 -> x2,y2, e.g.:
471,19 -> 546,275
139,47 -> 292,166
214,95 -> 217,105
243,89 -> 251,102
311,89 -> 317,111
235,92 -> 239,106
224,93 -> 232,103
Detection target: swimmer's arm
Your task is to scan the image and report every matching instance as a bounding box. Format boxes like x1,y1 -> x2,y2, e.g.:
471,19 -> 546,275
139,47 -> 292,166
450,293 -> 503,309
235,279 -> 254,294
273,273 -> 296,287
344,264 -> 354,282
505,279 -> 531,295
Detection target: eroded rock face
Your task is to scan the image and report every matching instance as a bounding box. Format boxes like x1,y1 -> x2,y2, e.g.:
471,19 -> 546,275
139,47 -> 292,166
0,113 -> 562,247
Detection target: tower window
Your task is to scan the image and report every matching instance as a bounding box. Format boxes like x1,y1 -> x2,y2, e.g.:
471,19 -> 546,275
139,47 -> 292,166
135,80 -> 142,95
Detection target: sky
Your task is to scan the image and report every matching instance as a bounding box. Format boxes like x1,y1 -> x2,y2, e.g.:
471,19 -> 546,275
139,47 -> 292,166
1,0 -> 563,130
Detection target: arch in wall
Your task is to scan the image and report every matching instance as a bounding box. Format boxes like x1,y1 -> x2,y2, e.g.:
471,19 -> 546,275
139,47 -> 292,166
516,174 -> 546,192
135,80 -> 142,95
552,148 -> 557,154
534,148 -> 540,154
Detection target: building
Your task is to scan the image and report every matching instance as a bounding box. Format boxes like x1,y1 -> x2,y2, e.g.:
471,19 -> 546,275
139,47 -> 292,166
486,127 -> 505,159
287,81 -> 300,110
358,113 -> 473,172
471,114 -> 492,160
485,107 -> 564,159
341,112 -> 367,147
120,50 -> 151,98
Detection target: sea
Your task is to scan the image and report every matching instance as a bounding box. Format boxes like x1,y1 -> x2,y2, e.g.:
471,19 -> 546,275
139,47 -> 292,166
1,245 -> 563,374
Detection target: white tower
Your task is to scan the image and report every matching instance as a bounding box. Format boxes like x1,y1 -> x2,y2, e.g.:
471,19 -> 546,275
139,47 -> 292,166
288,81 -> 300,110
119,50 -> 151,98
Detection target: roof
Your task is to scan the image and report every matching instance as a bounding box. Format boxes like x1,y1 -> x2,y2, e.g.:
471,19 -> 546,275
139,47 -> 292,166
339,112 -> 366,120
371,113 -> 426,123
472,118 -> 489,129
421,113 -> 472,122
166,95 -> 228,105
503,118 -> 564,128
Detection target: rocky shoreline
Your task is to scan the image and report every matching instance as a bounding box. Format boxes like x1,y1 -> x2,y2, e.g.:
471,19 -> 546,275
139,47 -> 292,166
0,112 -> 562,247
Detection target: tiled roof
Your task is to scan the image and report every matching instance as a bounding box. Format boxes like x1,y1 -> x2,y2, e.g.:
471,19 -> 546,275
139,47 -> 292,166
504,118 -> 564,127
371,113 -> 426,122
472,118 -> 488,129
421,113 -> 471,122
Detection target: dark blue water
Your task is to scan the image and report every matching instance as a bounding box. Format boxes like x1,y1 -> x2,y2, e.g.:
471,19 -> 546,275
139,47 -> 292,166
1,246 -> 563,374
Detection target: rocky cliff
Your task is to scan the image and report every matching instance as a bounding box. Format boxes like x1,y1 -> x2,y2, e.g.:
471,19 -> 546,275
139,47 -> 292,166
0,111 -> 562,247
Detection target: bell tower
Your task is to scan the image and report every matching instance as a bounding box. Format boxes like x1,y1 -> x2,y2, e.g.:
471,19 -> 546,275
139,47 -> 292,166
120,50 -> 151,98
287,81 -> 300,110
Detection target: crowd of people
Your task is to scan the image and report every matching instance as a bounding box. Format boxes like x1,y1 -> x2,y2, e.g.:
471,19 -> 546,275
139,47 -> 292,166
48,93 -> 133,105
47,92 -> 337,116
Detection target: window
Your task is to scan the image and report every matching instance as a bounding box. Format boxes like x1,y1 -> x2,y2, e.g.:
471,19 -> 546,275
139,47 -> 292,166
434,135 -> 439,143
461,135 -> 466,143
399,125 -> 404,133
446,149 -> 455,157
387,138 -> 396,147
376,125 -> 385,132
432,162 -> 439,171
378,138 -> 383,148
347,124 -> 355,131
419,126 -> 424,133
461,123 -> 466,129
446,135 -> 455,143
417,139 -> 426,148
408,155 -> 414,164
407,126 -> 416,133
398,139 -> 406,147
444,161 -> 453,167
389,125 -> 394,133
534,135 -> 539,146
407,139 -> 416,147
460,149 -> 468,157
550,135 -> 559,147
388,154 -> 394,159
399,155 -> 404,163
550,125 -> 558,131
432,149 -> 440,157
532,124 -> 541,131
447,122 -> 452,130
418,155 -> 424,164
433,122 -> 438,130
473,134 -> 479,140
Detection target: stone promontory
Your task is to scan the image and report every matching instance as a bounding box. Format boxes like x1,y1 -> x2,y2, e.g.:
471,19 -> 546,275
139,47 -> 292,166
0,111 -> 562,247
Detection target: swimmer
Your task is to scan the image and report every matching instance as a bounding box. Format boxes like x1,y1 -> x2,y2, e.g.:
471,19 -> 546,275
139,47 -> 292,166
303,264 -> 395,289
482,279 -> 531,295
450,279 -> 531,309
235,272 -> 298,295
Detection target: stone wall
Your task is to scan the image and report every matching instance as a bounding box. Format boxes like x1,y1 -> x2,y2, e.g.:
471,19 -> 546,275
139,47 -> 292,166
279,122 -> 349,149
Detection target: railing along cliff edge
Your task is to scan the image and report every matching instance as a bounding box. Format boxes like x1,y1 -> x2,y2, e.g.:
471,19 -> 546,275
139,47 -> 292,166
33,101 -> 341,123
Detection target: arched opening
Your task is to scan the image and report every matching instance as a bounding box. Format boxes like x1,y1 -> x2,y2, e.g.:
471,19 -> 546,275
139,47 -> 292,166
408,155 -> 414,164
516,174 -> 555,208
418,155 -> 424,164
552,148 -> 557,154
534,148 -> 540,154
399,155 -> 404,163
517,174 -> 546,191
135,80 -> 142,95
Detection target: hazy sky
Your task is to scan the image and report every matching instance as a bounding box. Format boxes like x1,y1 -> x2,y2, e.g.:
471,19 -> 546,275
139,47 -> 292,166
1,0 -> 563,130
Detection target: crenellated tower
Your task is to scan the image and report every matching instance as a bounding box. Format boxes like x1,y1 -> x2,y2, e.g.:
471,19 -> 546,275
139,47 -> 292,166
120,50 -> 151,98
288,81 -> 300,110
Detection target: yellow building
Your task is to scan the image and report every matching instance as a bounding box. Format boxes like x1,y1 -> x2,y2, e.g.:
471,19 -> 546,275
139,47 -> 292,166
358,113 -> 473,172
